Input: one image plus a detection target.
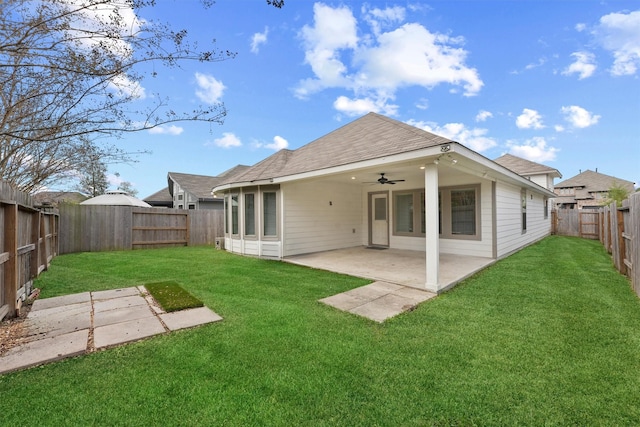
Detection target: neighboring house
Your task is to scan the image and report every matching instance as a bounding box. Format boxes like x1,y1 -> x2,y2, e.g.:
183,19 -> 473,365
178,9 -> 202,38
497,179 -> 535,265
143,187 -> 173,208
212,112 -> 557,293
167,172 -> 223,210
32,191 -> 87,208
493,154 -> 562,191
553,169 -> 636,209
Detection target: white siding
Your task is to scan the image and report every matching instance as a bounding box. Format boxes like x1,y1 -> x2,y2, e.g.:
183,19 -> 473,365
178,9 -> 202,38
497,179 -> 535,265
283,180 -> 362,256
360,174 -> 494,257
495,181 -> 550,258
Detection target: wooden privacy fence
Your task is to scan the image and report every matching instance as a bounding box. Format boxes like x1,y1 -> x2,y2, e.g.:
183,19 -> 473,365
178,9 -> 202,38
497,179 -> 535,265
59,204 -> 224,254
551,209 -> 600,239
553,192 -> 640,297
1,182 -> 59,320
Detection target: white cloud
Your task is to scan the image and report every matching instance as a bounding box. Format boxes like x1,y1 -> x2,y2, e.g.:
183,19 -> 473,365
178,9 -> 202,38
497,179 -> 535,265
107,74 -> 146,99
194,72 -> 226,104
362,5 -> 406,36
475,110 -> 493,122
211,132 -> 242,148
333,95 -> 398,117
525,57 -> 547,70
561,105 -> 600,128
507,137 -> 559,162
594,10 -> 640,76
575,23 -> 587,32
256,135 -> 289,151
554,124 -> 565,132
562,51 -> 597,79
148,125 -> 184,135
415,98 -> 429,110
516,108 -> 544,129
407,120 -> 497,152
251,27 -> 269,54
296,3 -> 483,110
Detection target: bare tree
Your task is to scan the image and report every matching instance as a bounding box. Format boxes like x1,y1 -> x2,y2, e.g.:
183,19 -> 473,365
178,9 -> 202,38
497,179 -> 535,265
1,0 -> 280,192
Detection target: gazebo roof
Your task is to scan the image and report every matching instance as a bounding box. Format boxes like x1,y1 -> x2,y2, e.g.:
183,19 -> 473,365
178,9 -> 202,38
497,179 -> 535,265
80,191 -> 151,207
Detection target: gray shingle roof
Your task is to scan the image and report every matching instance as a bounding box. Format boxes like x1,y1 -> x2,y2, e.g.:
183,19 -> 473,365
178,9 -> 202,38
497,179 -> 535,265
144,187 -> 172,203
493,154 -> 561,178
220,112 -> 453,185
167,172 -> 226,200
555,170 -> 635,192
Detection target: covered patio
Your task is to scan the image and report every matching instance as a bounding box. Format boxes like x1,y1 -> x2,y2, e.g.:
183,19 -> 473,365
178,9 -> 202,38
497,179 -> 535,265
285,247 -> 495,292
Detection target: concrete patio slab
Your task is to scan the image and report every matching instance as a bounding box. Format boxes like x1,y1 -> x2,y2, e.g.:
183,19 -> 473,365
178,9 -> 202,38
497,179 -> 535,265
30,292 -> 91,311
93,304 -> 155,328
92,287 -> 141,300
23,307 -> 91,342
159,307 -> 223,331
0,286 -> 223,374
0,330 -> 88,373
93,317 -> 166,349
287,247 -> 495,291
93,294 -> 147,313
320,281 -> 436,323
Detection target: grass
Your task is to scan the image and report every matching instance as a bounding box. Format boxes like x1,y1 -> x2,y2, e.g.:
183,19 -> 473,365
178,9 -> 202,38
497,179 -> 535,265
145,281 -> 204,312
1,236 -> 639,425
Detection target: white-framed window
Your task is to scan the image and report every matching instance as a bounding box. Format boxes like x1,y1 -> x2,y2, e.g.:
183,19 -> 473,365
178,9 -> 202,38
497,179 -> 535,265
544,197 -> 548,219
440,185 -> 481,240
263,191 -> 277,237
231,194 -> 239,235
244,193 -> 256,236
521,189 -> 527,233
393,190 -> 424,237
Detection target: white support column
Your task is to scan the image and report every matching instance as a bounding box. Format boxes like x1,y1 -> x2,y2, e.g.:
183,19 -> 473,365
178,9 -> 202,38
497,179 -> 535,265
424,163 -> 440,292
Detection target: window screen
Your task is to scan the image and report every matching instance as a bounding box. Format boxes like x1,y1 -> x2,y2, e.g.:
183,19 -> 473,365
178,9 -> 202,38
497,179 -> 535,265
263,192 -> 277,236
244,194 -> 255,235
451,189 -> 476,235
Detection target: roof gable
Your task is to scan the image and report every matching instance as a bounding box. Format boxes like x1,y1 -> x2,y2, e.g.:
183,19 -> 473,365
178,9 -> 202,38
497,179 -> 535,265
167,172 -> 224,200
220,112 -> 453,185
493,154 -> 561,178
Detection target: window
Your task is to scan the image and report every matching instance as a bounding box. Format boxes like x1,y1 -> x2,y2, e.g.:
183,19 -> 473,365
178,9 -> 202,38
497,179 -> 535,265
451,189 -> 476,235
178,194 -> 183,200
231,194 -> 239,235
188,204 -> 195,210
439,185 -> 481,240
521,189 -> 527,232
544,197 -> 548,219
395,193 -> 414,233
393,190 -> 424,237
263,192 -> 277,237
224,195 -> 229,234
244,193 -> 256,236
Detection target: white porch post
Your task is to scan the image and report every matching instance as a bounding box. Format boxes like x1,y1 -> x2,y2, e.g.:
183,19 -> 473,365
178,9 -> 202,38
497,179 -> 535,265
424,163 -> 440,292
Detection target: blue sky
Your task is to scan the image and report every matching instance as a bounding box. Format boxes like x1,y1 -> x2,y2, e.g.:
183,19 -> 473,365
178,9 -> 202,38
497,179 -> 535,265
92,1 -> 639,198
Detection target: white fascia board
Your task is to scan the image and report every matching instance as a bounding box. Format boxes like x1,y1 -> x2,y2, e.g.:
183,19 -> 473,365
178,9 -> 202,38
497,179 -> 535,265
450,144 -> 557,197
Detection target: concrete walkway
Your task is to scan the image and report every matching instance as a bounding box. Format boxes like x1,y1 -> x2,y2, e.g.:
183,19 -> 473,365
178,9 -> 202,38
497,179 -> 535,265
319,281 -> 436,323
0,286 -> 222,375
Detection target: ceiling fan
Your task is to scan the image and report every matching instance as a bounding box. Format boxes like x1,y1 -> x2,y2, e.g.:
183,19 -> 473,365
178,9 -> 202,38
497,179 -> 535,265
370,173 -> 405,185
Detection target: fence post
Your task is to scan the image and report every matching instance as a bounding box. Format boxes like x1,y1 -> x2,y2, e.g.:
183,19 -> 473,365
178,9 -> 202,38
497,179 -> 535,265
3,203 -> 18,318
617,207 -> 627,276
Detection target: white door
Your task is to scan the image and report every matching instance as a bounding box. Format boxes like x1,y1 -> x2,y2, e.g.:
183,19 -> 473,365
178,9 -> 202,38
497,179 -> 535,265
370,193 -> 389,247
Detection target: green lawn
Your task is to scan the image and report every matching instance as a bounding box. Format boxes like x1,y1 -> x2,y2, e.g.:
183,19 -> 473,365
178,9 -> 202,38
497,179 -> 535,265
1,236 -> 639,425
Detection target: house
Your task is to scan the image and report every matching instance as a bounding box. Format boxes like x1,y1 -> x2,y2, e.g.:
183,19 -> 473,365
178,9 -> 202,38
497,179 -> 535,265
493,154 -> 561,191
553,169 -> 635,209
167,167 -> 250,210
143,187 -> 173,208
212,112 -> 557,293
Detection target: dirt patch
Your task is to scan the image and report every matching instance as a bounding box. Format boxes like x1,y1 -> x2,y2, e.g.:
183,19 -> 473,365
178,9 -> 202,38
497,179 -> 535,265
0,306 -> 30,356
0,290 -> 38,356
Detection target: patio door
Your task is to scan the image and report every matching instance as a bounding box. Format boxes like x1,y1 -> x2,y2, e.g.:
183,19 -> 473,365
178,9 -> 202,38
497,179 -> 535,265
369,192 -> 389,247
